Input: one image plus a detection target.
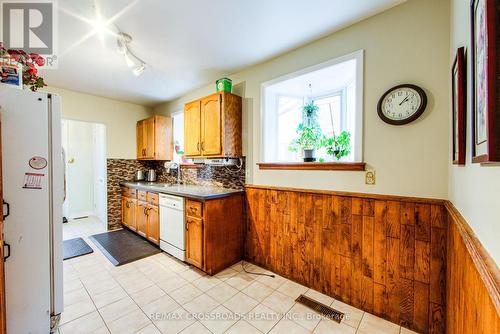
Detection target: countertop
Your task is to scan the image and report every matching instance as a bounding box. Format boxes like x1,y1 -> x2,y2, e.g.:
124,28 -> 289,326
120,182 -> 244,200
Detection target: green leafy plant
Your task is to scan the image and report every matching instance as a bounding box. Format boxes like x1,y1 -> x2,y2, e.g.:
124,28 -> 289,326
289,124 -> 323,152
302,102 -> 320,127
322,131 -> 351,160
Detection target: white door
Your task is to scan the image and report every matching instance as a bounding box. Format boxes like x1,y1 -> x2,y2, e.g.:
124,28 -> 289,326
62,120 -> 95,218
92,124 -> 107,227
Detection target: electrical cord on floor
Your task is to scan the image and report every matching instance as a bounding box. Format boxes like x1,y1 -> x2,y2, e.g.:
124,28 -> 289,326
241,260 -> 275,278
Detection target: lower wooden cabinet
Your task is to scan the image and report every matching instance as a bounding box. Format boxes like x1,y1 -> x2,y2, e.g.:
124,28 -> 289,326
121,197 -> 137,231
184,195 -> 243,275
121,187 -> 160,245
146,204 -> 159,244
186,216 -> 203,268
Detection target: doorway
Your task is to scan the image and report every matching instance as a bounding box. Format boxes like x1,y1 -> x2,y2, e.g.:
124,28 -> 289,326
61,120 -> 107,238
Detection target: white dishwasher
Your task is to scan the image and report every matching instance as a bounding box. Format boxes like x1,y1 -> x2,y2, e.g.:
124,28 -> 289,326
159,194 -> 186,261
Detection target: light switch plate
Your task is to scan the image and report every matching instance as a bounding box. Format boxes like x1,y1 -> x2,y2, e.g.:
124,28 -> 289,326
365,170 -> 376,185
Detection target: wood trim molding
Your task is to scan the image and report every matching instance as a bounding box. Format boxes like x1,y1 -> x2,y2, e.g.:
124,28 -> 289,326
245,184 -> 446,205
445,201 -> 500,312
257,162 -> 366,171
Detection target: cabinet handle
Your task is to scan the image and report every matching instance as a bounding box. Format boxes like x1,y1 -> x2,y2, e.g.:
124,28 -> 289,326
186,220 -> 190,231
197,142 -> 200,152
190,207 -> 198,213
201,142 -> 205,151
3,243 -> 10,262
126,201 -> 130,208
144,207 -> 148,216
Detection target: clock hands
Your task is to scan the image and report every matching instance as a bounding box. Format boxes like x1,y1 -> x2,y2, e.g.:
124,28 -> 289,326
399,95 -> 410,105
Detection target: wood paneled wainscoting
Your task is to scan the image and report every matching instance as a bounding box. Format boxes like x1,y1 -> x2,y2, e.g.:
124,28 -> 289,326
445,202 -> 499,334
245,185 -> 447,333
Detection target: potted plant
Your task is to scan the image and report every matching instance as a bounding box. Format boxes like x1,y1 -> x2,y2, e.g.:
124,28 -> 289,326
322,131 -> 351,160
289,124 -> 323,162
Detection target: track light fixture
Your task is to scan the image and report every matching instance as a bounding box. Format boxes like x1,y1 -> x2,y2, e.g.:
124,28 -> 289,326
116,30 -> 146,76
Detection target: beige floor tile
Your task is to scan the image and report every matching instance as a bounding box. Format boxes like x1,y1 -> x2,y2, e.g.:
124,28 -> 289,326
98,296 -> 138,323
183,294 -> 219,314
64,286 -> 92,307
223,292 -> 259,315
59,299 -> 97,325
169,283 -> 204,305
130,285 -> 167,308
269,318 -> 310,334
121,277 -> 155,295
58,311 -> 105,334
277,280 -> 309,299
135,324 -> 161,334
199,305 -> 237,334
246,304 -> 282,333
225,320 -> 263,334
214,267 -> 239,281
303,289 -> 335,306
143,267 -> 177,283
89,327 -> 110,334
262,291 -> 296,314
206,282 -> 239,303
257,274 -> 287,290
156,275 -> 189,293
225,272 -> 257,290
331,300 -> 364,328
152,307 -> 195,334
92,286 -> 128,309
242,281 -> 274,302
64,278 -> 85,293
314,319 -> 356,334
229,261 -> 245,272
179,321 -> 211,334
178,267 -> 206,282
85,278 -> 121,297
400,327 -> 420,334
358,313 -> 400,334
287,303 -> 322,331
141,295 -> 180,320
107,308 -> 152,334
191,275 -> 223,292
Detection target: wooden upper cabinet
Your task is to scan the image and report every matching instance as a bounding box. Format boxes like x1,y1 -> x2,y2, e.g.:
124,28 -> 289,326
136,115 -> 173,160
184,92 -> 242,158
184,101 -> 202,156
201,95 -> 222,156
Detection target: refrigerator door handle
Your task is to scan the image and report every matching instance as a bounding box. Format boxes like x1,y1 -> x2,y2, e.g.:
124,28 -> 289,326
3,242 -> 10,262
3,200 -> 10,219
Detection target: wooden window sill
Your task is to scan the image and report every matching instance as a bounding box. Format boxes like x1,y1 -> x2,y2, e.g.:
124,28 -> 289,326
257,162 -> 366,171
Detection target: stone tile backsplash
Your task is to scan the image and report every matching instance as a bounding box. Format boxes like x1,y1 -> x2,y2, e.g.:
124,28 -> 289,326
107,158 -> 245,230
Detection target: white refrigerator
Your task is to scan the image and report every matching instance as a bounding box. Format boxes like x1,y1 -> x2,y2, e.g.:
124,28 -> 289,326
0,87 -> 64,333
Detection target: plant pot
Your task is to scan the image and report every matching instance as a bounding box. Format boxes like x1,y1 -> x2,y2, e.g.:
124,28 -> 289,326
303,149 -> 316,162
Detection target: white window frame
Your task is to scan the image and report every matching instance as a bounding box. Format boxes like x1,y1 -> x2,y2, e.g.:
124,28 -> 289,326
260,49 -> 364,163
171,110 -> 184,162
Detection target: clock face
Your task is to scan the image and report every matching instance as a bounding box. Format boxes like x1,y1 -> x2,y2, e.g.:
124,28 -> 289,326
377,84 -> 427,125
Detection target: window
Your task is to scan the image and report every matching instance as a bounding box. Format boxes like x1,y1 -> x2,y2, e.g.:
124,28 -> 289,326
172,111 -> 184,162
262,50 -> 363,163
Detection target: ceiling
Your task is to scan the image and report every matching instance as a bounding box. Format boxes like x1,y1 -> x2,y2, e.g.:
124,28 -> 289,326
42,0 -> 405,106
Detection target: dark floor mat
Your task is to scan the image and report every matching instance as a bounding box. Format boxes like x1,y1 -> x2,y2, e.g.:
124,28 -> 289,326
89,229 -> 161,266
63,237 -> 93,260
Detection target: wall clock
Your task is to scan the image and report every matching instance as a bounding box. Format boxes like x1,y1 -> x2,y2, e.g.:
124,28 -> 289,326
377,84 -> 427,125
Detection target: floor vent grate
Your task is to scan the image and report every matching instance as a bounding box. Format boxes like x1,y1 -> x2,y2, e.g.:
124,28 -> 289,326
295,294 -> 344,323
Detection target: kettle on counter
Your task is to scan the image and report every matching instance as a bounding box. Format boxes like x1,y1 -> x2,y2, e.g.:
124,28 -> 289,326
146,169 -> 157,182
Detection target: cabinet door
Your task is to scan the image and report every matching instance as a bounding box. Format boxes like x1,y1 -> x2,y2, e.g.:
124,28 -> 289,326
144,117 -> 156,159
127,199 -> 137,231
186,217 -> 203,268
136,121 -> 145,159
146,205 -> 159,245
121,197 -> 128,228
201,94 -> 222,156
136,201 -> 148,238
184,101 -> 201,156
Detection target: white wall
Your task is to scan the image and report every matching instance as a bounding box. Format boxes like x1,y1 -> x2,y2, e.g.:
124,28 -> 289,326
45,86 -> 152,158
155,0 -> 450,199
449,0 -> 500,265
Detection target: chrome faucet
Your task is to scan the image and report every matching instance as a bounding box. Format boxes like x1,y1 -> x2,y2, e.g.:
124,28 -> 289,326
164,162 -> 182,185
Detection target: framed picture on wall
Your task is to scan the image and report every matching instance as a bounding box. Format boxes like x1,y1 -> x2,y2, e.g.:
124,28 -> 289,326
452,47 -> 466,165
470,0 -> 500,163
